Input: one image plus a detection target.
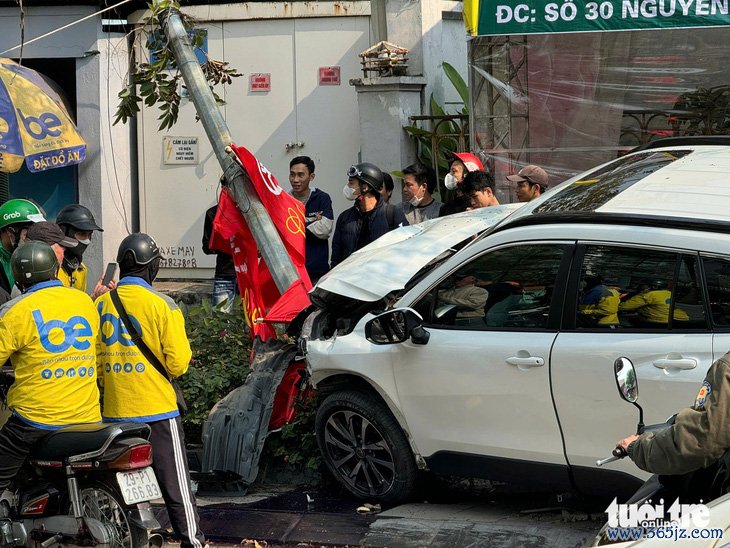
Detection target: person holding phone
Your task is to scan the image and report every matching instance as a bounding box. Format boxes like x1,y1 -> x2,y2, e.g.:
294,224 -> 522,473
55,204 -> 113,299
96,233 -> 205,548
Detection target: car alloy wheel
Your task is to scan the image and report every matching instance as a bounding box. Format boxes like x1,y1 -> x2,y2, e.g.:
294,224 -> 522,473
316,390 -> 416,504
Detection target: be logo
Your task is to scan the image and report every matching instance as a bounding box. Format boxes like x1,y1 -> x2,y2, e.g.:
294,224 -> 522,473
32,310 -> 92,353
97,303 -> 142,346
16,108 -> 62,140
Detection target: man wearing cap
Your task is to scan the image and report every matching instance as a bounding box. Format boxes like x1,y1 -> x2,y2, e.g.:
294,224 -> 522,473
506,165 -> 549,202
26,222 -> 79,271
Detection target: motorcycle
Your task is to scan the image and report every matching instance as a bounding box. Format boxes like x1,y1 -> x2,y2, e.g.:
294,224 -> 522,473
0,369 -> 161,548
592,358 -> 728,546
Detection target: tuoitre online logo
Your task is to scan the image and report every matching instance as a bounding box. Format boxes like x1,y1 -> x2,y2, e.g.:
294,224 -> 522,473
606,498 -> 710,529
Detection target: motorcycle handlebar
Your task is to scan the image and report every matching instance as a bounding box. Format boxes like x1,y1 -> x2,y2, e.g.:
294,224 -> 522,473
596,445 -> 628,466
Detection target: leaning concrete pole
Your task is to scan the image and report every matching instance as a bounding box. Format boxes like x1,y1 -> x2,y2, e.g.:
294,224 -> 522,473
160,7 -> 300,294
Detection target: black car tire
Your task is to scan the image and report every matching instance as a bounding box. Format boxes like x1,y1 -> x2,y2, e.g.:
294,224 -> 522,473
315,390 -> 417,504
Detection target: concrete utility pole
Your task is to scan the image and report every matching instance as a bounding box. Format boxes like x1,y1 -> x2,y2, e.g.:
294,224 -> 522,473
160,7 -> 300,294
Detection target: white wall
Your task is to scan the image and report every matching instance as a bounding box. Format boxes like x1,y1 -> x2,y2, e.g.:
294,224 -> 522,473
134,4 -> 371,280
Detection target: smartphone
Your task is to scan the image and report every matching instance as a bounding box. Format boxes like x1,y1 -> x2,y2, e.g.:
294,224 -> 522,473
102,262 -> 117,287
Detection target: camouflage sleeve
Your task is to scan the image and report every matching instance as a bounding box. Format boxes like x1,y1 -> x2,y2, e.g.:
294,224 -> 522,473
628,353 -> 730,475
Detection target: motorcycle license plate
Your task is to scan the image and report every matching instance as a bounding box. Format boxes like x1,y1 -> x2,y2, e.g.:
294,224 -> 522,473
116,468 -> 162,505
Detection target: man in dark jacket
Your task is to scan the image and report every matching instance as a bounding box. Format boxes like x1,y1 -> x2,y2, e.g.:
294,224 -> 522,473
289,156 -> 334,283
330,162 -> 408,268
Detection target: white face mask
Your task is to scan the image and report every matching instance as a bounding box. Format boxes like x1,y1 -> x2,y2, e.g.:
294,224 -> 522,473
409,187 -> 425,207
343,184 -> 358,201
444,173 -> 459,191
77,239 -> 91,246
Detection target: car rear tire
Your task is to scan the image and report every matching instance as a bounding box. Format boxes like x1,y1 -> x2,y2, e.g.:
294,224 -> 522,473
315,390 -> 416,504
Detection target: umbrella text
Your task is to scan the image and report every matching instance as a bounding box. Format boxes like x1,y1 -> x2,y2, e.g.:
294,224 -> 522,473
28,146 -> 86,173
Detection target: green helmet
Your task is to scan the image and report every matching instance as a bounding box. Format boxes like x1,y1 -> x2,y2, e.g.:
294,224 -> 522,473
0,199 -> 46,230
11,241 -> 59,287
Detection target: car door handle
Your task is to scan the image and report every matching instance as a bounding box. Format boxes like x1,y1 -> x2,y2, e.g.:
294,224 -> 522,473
506,356 -> 545,368
652,358 -> 698,371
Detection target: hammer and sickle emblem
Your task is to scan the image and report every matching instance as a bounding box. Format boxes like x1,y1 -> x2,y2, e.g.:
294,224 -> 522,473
285,207 -> 305,236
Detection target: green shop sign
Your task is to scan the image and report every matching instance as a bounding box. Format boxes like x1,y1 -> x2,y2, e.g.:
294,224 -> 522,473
473,0 -> 730,35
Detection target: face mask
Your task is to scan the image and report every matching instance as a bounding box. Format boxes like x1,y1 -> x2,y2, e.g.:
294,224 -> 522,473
343,184 -> 358,201
444,173 -> 459,191
65,240 -> 88,263
409,187 -> 425,207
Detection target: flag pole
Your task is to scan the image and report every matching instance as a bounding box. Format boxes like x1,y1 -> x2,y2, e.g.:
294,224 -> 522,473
160,7 -> 300,295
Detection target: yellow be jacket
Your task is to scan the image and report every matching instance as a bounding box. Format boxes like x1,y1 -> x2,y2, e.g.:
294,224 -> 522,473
619,289 -> 689,324
95,277 -> 191,423
58,263 -> 88,292
0,280 -> 101,428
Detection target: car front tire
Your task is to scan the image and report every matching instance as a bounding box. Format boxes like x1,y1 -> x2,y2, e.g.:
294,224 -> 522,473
315,390 -> 416,504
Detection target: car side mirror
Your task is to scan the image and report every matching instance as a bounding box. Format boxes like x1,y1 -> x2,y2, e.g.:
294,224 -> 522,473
365,308 -> 427,345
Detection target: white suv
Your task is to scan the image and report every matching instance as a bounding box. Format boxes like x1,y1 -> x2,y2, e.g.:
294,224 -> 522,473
301,139 -> 730,503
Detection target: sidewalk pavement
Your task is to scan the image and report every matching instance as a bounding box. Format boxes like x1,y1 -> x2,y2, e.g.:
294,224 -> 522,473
155,487 -> 604,547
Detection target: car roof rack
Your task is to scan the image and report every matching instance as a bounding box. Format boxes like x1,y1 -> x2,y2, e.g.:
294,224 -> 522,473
630,135 -> 730,152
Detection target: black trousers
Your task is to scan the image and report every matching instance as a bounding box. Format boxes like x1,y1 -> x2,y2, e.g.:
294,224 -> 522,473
149,416 -> 205,548
0,414 -> 49,491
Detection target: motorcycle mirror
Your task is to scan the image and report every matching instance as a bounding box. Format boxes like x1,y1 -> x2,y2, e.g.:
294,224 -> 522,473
614,356 -> 645,434
614,357 -> 639,403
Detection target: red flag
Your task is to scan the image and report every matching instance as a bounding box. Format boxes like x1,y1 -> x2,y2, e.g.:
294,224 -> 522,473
209,144 -> 312,340
210,191 -> 276,341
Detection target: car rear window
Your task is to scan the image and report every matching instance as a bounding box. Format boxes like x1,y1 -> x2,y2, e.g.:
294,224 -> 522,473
532,150 -> 693,214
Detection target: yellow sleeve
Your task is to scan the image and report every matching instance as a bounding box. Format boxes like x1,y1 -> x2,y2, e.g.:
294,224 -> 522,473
619,293 -> 648,312
0,314 -> 18,364
160,305 -> 192,378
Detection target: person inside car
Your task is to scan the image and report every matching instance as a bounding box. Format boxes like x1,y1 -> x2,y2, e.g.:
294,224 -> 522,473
619,279 -> 688,327
578,273 -> 621,327
437,272 -> 489,327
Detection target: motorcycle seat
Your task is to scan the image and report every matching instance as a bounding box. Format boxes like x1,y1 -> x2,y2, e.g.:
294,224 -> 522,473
32,422 -> 151,461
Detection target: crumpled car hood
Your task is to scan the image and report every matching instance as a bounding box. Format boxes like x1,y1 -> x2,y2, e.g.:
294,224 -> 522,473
315,203 -> 524,302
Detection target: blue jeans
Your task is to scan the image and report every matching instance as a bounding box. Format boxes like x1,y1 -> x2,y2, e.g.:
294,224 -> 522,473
212,278 -> 237,312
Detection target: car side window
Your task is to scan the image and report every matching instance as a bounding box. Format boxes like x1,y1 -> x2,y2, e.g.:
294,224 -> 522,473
576,246 -> 706,330
701,256 -> 730,328
416,245 -> 565,330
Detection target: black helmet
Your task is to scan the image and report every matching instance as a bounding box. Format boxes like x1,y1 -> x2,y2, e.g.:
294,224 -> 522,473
347,162 -> 384,193
11,241 -> 59,287
116,233 -> 161,265
56,204 -> 103,232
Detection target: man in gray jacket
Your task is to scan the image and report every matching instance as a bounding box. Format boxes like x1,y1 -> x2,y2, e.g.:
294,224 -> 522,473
398,163 -> 442,225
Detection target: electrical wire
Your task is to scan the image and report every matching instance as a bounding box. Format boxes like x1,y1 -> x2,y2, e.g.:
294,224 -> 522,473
103,19 -> 132,235
0,0 -> 133,56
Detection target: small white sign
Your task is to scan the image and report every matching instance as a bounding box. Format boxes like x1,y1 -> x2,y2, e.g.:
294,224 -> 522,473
162,137 -> 199,165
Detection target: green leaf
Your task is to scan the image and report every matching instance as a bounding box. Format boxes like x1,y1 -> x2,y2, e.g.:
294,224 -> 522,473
443,62 -> 469,107
429,94 -> 446,117
403,125 -> 432,137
